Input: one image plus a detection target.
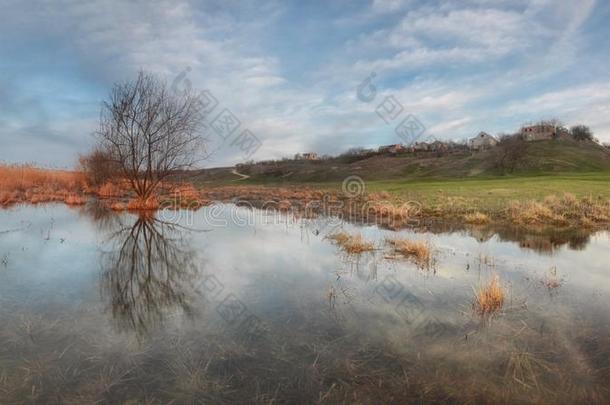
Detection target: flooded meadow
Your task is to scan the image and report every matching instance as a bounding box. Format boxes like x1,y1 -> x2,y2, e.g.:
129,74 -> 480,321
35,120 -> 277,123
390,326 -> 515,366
0,203 -> 609,403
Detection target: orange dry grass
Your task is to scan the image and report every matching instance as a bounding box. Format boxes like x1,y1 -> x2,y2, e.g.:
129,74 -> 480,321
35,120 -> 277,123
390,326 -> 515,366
464,212 -> 490,225
127,197 -> 159,211
0,164 -> 86,206
163,184 -> 207,209
386,238 -> 433,269
110,201 -> 127,211
64,194 -> 87,205
328,231 -> 375,254
97,182 -> 123,198
473,276 -> 505,315
506,194 -> 610,226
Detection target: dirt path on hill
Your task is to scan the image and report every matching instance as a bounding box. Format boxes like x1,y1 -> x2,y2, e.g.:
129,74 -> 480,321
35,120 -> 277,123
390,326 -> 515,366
231,169 -> 250,180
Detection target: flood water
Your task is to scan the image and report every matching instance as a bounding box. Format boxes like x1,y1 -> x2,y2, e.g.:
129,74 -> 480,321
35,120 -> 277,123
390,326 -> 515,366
0,203 -> 609,404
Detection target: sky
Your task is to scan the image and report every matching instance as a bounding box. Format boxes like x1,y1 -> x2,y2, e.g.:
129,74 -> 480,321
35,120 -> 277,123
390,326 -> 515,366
1,0 -> 609,168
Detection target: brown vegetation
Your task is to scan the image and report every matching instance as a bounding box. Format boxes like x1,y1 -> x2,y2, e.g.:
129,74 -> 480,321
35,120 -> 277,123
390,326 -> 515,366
78,148 -> 119,187
97,182 -> 124,198
473,275 -> 505,315
160,184 -> 208,210
127,197 -> 160,211
328,232 -> 375,254
506,193 -> 610,227
386,238 -> 434,269
0,164 -> 86,207
464,212 -> 491,224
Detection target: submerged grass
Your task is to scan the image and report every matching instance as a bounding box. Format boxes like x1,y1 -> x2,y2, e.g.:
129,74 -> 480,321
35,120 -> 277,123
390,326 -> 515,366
542,266 -> 563,290
328,231 -> 375,254
473,275 -> 505,315
386,238 -> 434,270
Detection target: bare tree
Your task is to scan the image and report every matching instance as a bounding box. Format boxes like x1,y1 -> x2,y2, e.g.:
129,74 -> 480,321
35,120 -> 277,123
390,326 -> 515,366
78,147 -> 120,186
96,71 -> 205,200
570,125 -> 594,142
494,134 -> 527,174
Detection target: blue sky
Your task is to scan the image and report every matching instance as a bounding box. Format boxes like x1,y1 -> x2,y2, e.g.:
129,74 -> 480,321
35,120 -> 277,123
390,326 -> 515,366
1,0 -> 609,168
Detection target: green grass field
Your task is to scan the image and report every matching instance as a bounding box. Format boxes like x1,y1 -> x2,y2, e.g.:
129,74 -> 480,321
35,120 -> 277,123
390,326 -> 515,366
194,140 -> 610,214
362,172 -> 610,212
212,171 -> 610,213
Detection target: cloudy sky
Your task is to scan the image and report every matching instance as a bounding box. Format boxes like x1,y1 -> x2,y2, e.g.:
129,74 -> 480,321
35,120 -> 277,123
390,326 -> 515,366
1,0 -> 609,168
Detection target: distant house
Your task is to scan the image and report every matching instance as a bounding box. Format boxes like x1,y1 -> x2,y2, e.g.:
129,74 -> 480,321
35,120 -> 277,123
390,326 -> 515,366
469,132 -> 498,151
359,148 -> 375,155
428,141 -> 448,152
378,144 -> 405,154
412,142 -> 429,152
295,152 -> 319,160
520,124 -> 564,141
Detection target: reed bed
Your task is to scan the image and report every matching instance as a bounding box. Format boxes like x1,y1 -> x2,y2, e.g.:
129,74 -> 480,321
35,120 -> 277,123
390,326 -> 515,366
0,164 -> 86,207
506,193 -> 610,227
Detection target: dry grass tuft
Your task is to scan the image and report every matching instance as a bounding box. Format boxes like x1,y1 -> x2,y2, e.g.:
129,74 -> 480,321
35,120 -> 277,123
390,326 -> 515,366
464,212 -> 490,224
542,266 -> 563,290
97,182 -> 123,198
64,194 -> 87,205
127,197 -> 159,211
506,194 -> 610,227
161,184 -> 207,209
328,232 -> 375,254
109,201 -> 127,211
386,238 -> 433,269
473,275 -> 505,315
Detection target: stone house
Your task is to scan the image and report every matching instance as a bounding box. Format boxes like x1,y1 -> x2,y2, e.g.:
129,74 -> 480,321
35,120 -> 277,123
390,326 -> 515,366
520,124 -> 557,141
468,132 -> 498,150
295,152 -> 319,160
378,144 -> 405,154
412,142 -> 429,152
428,141 -> 448,152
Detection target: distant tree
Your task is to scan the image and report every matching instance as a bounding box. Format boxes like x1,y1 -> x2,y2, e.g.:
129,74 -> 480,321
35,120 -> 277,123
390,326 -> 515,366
570,125 -> 594,142
540,118 -> 563,127
346,147 -> 365,156
78,148 -> 120,186
95,70 -> 206,201
494,134 -> 527,174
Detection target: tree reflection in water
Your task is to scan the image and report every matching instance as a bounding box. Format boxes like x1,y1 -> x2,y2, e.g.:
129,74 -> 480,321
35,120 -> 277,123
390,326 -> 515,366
97,210 -> 200,335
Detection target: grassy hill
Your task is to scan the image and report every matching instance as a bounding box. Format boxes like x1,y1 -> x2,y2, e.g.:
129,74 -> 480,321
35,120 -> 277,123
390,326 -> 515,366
190,139 -> 610,185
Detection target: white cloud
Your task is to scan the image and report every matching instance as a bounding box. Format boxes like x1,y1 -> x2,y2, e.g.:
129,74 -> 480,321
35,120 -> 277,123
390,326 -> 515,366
0,0 -> 607,166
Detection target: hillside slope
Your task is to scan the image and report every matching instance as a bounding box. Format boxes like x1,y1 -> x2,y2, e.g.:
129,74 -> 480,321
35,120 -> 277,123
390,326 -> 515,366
189,139 -> 610,184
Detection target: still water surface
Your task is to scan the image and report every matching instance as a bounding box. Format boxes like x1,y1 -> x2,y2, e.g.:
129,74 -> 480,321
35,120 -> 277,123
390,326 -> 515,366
0,203 -> 609,403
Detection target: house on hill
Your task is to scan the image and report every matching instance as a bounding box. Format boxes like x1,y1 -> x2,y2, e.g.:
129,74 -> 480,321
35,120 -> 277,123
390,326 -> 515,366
428,140 -> 448,152
520,124 -> 556,141
295,152 -> 319,160
378,144 -> 405,154
469,132 -> 498,151
520,123 -> 570,141
412,142 -> 429,152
